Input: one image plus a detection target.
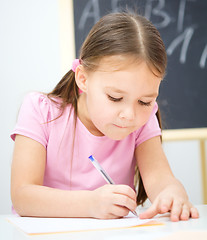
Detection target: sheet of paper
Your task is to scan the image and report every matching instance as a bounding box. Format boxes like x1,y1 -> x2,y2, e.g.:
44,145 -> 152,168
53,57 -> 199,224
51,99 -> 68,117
155,231 -> 207,240
7,212 -> 162,235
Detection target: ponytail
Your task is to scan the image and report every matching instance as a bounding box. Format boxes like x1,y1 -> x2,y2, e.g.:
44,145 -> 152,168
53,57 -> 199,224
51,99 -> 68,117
47,70 -> 79,117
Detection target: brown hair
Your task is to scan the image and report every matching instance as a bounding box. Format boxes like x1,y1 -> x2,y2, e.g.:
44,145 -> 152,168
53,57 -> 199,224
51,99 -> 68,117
48,11 -> 167,205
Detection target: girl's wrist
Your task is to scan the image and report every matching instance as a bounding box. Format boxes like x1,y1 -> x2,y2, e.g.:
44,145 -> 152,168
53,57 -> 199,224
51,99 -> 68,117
86,190 -> 98,218
72,190 -> 96,218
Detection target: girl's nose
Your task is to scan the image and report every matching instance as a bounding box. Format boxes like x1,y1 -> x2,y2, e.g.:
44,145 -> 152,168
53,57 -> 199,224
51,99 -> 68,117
119,105 -> 135,121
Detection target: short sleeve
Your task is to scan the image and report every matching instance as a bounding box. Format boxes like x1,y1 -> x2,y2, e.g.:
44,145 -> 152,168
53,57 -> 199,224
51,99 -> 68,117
10,92 -> 52,148
135,102 -> 161,148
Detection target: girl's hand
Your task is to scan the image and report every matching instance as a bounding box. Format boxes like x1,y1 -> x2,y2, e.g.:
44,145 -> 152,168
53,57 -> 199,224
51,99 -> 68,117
90,184 -> 137,219
139,183 -> 199,221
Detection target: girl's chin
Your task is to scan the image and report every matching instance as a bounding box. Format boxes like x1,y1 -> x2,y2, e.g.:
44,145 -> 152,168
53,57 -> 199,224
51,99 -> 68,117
105,131 -> 131,141
94,124 -> 135,140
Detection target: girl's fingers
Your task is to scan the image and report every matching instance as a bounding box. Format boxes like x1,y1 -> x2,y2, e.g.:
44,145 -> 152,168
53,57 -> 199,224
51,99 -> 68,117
170,201 -> 184,221
171,202 -> 199,221
102,212 -> 123,219
138,198 -> 199,222
158,198 -> 172,214
111,206 -> 130,217
139,201 -> 159,219
190,206 -> 199,219
140,197 -> 173,219
93,185 -> 136,219
112,185 -> 137,201
180,204 -> 190,221
95,185 -> 137,218
112,192 -> 137,212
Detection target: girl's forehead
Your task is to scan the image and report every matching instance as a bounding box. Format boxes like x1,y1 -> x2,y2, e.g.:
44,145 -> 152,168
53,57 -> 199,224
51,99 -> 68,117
93,55 -> 162,79
90,59 -> 161,95
95,55 -> 142,72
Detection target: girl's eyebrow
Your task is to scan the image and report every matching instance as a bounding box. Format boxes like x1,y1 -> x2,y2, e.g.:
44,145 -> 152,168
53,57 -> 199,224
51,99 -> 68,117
105,87 -> 158,97
142,93 -> 158,98
104,86 -> 126,94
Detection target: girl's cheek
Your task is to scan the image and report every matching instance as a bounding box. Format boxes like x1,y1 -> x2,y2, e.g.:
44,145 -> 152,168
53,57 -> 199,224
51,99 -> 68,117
137,109 -> 153,126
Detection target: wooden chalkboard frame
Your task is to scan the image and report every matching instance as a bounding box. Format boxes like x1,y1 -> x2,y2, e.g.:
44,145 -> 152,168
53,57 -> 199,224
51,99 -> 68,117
58,0 -> 75,75
162,127 -> 207,203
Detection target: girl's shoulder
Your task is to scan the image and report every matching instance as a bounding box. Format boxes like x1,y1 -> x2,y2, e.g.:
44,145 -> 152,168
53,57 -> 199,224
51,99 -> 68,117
23,91 -> 61,106
11,92 -> 74,147
21,92 -> 72,122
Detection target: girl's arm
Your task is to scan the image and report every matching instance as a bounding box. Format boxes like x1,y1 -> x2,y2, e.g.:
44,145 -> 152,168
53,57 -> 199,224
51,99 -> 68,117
135,136 -> 199,221
11,135 -> 137,219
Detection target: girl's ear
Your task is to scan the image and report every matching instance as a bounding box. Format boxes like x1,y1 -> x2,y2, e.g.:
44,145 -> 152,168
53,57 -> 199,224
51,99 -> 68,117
75,65 -> 88,92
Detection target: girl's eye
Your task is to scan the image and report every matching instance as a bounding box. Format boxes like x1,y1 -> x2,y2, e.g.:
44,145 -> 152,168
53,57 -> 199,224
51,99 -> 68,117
138,100 -> 151,106
107,95 -> 123,102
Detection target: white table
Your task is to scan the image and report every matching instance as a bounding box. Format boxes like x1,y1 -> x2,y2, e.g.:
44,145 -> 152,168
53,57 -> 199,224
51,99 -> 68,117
0,205 -> 206,240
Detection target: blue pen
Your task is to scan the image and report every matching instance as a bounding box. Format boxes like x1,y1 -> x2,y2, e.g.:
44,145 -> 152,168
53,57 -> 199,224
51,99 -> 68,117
88,155 -> 138,217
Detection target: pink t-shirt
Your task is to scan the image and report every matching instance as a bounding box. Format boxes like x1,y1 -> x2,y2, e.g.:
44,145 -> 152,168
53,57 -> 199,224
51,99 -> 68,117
11,92 -> 161,191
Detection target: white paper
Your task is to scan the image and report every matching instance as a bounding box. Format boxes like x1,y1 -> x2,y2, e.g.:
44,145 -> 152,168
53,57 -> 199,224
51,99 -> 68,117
7,213 -> 159,235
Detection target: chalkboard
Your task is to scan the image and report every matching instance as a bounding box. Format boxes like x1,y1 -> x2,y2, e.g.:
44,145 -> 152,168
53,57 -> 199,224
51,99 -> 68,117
73,0 -> 207,129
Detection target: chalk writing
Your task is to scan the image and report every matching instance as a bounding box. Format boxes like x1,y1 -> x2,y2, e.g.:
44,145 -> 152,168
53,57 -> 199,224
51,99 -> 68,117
145,0 -> 171,29
200,44 -> 207,69
111,0 -> 126,12
177,0 -> 195,33
76,0 -> 206,68
78,0 -> 100,30
167,27 -> 195,64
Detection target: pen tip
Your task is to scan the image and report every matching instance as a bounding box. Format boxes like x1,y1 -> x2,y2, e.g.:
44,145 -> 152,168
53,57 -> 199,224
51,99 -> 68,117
88,155 -> 94,161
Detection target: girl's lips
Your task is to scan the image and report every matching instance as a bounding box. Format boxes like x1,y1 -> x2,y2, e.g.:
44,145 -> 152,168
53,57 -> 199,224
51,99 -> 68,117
113,124 -> 128,128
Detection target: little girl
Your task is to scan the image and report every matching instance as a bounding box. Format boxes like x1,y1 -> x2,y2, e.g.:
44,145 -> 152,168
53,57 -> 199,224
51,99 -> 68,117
11,11 -> 199,221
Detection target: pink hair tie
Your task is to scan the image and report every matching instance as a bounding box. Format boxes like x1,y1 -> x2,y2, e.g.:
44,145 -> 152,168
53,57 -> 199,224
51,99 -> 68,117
71,59 -> 80,72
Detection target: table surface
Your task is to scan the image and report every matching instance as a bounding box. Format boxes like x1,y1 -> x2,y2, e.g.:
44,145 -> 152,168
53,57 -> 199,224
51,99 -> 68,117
0,205 -> 206,240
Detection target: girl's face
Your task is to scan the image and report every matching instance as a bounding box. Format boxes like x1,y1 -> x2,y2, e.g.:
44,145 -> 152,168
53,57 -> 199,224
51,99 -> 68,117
77,57 -> 162,140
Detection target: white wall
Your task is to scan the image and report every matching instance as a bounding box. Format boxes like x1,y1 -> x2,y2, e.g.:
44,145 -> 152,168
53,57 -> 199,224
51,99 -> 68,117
0,0 -> 61,214
163,140 -> 203,204
0,0 -> 205,214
